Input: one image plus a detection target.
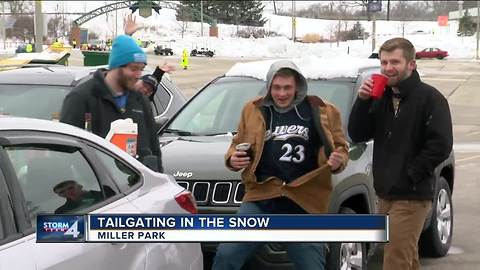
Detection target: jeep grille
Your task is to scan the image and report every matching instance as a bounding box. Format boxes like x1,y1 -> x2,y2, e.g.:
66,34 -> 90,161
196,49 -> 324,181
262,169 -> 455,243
177,180 -> 244,206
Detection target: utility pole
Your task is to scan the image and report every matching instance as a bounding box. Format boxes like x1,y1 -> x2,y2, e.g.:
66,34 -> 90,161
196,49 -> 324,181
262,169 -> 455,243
34,0 -> 44,53
372,13 -> 376,52
115,7 -> 118,37
476,0 -> 479,60
387,0 -> 390,21
200,0 -> 204,37
337,15 -> 341,47
2,2 -> 5,50
291,1 -> 296,42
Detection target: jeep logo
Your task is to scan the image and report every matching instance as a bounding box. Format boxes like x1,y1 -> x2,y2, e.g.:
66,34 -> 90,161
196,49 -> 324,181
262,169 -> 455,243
173,171 -> 193,178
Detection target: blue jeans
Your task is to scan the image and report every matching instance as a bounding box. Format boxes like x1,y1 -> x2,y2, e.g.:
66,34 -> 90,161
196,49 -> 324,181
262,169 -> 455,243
212,201 -> 326,270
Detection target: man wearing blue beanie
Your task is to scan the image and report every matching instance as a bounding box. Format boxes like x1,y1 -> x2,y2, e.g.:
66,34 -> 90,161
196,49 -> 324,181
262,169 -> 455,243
60,34 -> 163,172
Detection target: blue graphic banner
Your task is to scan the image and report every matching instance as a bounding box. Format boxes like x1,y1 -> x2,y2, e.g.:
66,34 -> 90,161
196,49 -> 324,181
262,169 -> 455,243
37,215 -> 86,242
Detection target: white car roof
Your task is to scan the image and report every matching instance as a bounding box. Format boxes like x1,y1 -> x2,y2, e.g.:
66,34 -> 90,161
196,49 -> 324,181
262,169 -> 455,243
225,56 -> 380,81
0,116 -> 144,168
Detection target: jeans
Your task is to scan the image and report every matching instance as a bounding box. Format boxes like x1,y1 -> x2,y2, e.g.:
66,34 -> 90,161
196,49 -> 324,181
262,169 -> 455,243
212,201 -> 326,270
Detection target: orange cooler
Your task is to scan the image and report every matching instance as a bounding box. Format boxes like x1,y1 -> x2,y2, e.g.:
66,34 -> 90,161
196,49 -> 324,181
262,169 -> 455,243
105,119 -> 138,157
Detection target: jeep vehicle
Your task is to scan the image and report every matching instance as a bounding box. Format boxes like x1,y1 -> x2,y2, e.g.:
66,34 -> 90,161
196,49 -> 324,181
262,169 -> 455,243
190,47 -> 214,57
157,57 -> 455,269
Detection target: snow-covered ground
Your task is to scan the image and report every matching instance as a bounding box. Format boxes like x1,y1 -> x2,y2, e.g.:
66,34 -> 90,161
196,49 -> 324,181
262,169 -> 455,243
1,7 -> 478,59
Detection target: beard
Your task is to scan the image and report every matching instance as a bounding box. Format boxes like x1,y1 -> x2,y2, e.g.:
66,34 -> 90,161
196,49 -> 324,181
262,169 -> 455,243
385,69 -> 411,87
118,68 -> 135,90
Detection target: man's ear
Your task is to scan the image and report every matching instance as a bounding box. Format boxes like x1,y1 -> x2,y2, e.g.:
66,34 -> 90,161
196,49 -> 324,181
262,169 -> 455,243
408,59 -> 417,70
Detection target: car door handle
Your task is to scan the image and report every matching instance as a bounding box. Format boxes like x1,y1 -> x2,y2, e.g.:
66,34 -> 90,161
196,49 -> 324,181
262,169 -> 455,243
111,242 -> 128,250
365,163 -> 372,176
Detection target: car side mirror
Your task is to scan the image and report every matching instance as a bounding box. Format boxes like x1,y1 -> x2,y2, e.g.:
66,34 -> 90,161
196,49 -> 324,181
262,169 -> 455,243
154,116 -> 169,132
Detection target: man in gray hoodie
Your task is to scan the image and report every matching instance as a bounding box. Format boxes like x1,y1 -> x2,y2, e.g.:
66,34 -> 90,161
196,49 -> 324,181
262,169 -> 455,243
213,60 -> 349,270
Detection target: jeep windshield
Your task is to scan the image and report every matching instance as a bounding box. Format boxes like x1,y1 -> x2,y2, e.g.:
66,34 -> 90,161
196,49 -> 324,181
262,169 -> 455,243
164,76 -> 355,136
0,84 -> 71,120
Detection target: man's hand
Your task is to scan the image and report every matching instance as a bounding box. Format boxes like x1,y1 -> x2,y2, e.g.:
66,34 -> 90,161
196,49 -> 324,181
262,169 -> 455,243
160,62 -> 175,74
124,14 -> 138,36
358,78 -> 373,100
230,150 -> 251,170
327,148 -> 345,171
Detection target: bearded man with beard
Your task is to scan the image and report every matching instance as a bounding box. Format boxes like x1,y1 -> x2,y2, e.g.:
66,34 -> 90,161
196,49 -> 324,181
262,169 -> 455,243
61,35 -> 163,172
348,37 -> 452,270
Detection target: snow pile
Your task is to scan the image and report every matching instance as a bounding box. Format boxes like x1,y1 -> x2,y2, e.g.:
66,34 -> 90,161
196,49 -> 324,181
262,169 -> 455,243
226,56 -> 380,80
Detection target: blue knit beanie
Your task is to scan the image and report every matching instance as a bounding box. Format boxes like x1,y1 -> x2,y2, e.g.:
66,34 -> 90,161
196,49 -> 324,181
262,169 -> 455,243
108,35 -> 146,69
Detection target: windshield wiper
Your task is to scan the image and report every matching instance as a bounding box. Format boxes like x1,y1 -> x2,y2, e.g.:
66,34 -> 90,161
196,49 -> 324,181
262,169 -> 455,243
163,128 -> 193,136
203,131 -> 237,136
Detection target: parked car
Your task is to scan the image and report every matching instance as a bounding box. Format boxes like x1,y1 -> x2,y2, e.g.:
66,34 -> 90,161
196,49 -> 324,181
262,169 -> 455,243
416,48 -> 449,59
87,40 -> 107,51
154,45 -> 174,56
157,57 -> 455,269
368,52 -> 379,59
190,48 -> 214,57
0,65 -> 187,128
0,116 -> 202,269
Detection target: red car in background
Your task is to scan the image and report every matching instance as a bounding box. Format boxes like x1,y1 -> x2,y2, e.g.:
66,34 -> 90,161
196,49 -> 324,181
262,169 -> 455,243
416,48 -> 449,59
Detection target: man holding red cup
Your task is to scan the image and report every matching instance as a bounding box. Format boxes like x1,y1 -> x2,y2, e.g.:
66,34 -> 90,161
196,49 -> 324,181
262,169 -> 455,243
348,38 -> 453,270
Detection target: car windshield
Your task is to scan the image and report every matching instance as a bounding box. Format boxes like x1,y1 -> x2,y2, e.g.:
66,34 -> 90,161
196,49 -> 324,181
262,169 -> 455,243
166,77 -> 354,135
0,84 -> 71,120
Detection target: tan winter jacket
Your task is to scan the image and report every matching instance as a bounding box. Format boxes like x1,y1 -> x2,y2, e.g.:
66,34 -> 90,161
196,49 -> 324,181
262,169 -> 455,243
225,95 -> 349,214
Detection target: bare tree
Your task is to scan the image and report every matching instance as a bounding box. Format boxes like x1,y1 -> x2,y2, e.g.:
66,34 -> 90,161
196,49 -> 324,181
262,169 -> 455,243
11,15 -> 34,41
176,6 -> 191,38
5,0 -> 33,14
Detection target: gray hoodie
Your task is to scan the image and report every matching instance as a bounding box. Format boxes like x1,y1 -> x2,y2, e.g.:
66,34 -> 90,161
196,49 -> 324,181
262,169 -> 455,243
262,60 -> 308,113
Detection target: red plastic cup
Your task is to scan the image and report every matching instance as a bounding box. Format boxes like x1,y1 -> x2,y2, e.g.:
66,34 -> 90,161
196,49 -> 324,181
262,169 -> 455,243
370,74 -> 389,100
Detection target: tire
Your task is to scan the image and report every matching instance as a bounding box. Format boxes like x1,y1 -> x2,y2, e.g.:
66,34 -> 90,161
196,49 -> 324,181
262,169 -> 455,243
436,56 -> 445,60
326,207 -> 367,270
419,176 -> 453,257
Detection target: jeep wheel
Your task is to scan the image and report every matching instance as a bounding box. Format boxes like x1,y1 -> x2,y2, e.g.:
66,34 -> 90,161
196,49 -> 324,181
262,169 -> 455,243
326,207 -> 367,270
419,176 -> 453,257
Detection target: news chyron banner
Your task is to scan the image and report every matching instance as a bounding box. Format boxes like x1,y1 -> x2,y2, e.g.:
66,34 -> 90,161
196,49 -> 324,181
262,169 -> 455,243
37,214 -> 388,243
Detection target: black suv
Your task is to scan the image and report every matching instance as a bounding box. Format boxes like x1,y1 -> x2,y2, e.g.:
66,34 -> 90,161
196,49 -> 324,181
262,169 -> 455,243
157,58 -> 455,269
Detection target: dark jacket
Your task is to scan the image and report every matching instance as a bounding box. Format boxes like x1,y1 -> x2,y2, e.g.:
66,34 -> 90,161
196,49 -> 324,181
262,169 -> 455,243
348,70 -> 452,200
148,66 -> 165,101
60,69 -> 163,172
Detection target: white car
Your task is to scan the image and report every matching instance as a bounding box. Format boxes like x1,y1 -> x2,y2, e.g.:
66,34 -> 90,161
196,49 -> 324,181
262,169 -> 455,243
0,116 -> 202,270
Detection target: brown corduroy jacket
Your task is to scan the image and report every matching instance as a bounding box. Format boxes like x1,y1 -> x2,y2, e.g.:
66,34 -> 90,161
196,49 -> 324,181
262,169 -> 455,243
225,95 -> 349,214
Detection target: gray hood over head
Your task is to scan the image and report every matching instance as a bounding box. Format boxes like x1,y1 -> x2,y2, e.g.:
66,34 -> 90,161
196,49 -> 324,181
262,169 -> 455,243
262,60 -> 308,113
